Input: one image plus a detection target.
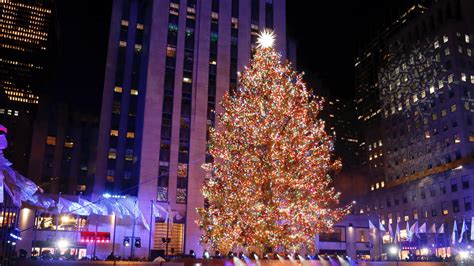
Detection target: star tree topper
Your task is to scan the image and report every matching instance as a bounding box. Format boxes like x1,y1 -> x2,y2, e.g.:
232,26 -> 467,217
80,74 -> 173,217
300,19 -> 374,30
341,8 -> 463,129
256,29 -> 276,48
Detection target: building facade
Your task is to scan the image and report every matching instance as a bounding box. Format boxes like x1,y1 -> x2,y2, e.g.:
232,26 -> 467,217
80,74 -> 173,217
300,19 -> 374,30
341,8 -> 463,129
94,0 -> 289,258
356,0 -> 474,258
354,4 -> 427,186
0,0 -> 54,174
27,101 -> 99,196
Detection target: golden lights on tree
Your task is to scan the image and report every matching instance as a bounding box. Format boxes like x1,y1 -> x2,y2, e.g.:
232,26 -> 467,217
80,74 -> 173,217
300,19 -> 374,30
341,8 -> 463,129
197,31 -> 350,254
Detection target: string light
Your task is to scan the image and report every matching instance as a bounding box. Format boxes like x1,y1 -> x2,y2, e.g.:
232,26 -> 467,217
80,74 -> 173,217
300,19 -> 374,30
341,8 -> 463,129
197,32 -> 351,254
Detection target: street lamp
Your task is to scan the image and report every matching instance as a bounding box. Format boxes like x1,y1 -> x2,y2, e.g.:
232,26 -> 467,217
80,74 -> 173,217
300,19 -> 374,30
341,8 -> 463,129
389,246 -> 399,266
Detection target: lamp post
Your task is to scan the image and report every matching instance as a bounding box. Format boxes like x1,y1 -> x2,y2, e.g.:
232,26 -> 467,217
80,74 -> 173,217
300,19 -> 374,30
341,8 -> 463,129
389,246 -> 399,266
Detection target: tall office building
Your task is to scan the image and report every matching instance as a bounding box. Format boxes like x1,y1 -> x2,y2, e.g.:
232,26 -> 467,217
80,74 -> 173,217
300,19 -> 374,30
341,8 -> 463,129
94,0 -> 289,256
356,0 -> 474,258
0,0 -> 53,173
354,4 -> 426,185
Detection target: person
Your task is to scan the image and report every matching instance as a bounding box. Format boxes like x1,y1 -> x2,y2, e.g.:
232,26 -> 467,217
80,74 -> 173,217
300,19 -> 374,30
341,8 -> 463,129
106,252 -> 115,260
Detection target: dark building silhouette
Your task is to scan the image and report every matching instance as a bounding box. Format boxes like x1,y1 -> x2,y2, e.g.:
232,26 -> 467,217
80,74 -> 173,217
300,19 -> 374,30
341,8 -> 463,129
0,0 -> 54,174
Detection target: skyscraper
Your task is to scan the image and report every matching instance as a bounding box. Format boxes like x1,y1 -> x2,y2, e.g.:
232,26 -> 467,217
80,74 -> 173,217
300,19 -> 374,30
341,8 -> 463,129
355,0 -> 474,257
0,0 -> 53,173
94,0 -> 289,256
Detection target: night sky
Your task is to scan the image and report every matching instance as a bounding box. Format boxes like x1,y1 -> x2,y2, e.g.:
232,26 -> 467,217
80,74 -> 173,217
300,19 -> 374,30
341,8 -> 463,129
52,0 -> 423,107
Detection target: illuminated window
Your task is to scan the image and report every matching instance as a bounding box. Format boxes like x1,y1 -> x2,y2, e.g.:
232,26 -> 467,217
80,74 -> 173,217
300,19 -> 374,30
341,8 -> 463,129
448,74 -> 453,83
376,183 -> 380,189
442,202 -> 449,215
461,73 -> 467,82
471,75 -> 474,84
166,46 -> 176,57
432,114 -> 438,121
114,86 -> 123,93
444,48 -> 450,56
470,135 -> 474,142
434,40 -> 439,49
381,181 -> 385,188
106,175 -> 114,182
441,109 -> 447,117
130,89 -> 138,95
177,163 -> 188,177
467,48 -> 472,56
465,34 -> 470,43
371,185 -> 374,191
443,35 -> 448,43
231,17 -> 238,28
46,136 -> 56,146
121,20 -> 129,27
183,77 -> 192,83
64,139 -> 74,148
439,80 -> 444,88
454,135 -> 461,144
108,149 -> 117,160
451,104 -> 457,112
126,132 -> 135,139
135,44 -> 142,52
458,46 -> 463,54
425,131 -> 431,139
76,185 -> 86,192
110,130 -> 119,137
125,149 -> 133,161
119,41 -> 127,47
137,23 -> 144,30
209,59 -> 217,65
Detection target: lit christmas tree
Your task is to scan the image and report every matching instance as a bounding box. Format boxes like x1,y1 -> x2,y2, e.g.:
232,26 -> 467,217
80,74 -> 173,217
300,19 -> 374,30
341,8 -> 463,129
197,31 -> 350,254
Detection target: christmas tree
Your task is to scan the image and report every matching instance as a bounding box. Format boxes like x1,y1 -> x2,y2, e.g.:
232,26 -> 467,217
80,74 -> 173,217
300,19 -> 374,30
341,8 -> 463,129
197,31 -> 350,254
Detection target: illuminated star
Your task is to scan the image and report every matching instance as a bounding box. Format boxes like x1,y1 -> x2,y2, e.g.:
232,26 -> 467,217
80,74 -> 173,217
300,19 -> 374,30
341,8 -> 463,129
257,30 -> 276,48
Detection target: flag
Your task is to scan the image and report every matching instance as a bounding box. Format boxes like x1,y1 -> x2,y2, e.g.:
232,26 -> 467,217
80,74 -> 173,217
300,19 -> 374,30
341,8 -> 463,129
410,221 -> 419,238
57,197 -> 90,216
438,223 -> 444,234
419,222 -> 427,234
459,219 -> 467,243
379,219 -> 386,231
140,212 -> 150,231
167,204 -> 174,232
429,222 -> 436,234
471,217 -> 474,241
369,219 -> 376,230
389,223 -> 394,239
407,221 -> 413,241
78,198 -> 107,215
152,203 -> 167,218
451,220 -> 458,244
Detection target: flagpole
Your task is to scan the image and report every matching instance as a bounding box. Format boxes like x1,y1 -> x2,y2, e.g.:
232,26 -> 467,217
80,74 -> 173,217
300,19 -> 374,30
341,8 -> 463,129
378,218 -> 383,260
112,213 -> 117,266
443,222 -> 447,258
56,192 -> 61,239
130,198 -> 137,259
148,200 -> 153,261
165,202 -> 170,260
93,198 -> 100,260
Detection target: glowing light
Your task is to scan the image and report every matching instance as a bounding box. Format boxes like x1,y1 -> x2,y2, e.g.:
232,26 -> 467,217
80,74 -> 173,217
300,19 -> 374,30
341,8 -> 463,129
256,30 -> 275,48
460,251 -> 469,259
56,239 -> 70,249
389,246 -> 399,255
61,215 -> 71,223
